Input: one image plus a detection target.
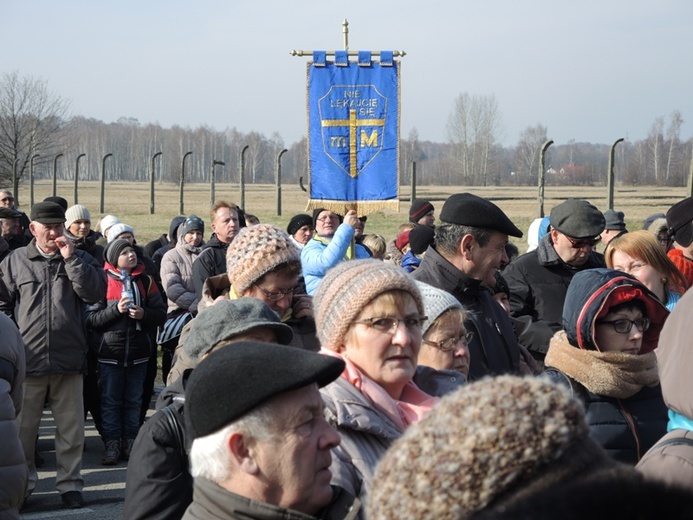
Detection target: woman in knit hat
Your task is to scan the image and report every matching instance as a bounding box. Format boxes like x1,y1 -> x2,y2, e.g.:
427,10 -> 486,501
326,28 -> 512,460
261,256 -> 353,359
605,230 -> 688,311
63,204 -> 104,264
315,259 -> 459,515
158,215 -> 206,383
95,214 -> 120,246
368,375 -> 643,520
415,282 -> 471,377
286,213 -> 313,249
544,268 -> 669,464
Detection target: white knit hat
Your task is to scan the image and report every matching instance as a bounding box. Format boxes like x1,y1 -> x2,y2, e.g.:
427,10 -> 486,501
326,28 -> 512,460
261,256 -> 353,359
415,282 -> 463,336
100,215 -> 121,236
107,223 -> 135,243
64,204 -> 91,230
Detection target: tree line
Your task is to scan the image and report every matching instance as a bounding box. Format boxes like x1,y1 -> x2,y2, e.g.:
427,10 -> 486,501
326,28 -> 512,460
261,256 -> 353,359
1,72 -> 691,189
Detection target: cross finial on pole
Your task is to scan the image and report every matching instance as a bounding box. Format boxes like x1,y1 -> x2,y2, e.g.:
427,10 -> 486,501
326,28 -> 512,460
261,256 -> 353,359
343,19 -> 349,51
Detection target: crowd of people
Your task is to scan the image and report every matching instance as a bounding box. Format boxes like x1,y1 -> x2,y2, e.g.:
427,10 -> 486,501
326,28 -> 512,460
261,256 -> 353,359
2,188 -> 693,518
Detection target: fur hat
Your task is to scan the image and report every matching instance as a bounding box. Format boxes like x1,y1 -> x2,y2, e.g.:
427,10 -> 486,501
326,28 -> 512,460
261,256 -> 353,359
105,238 -> 132,267
550,199 -> 605,239
225,224 -> 300,294
287,213 -> 313,236
100,215 -> 121,236
409,199 -> 435,223
185,341 -> 344,440
314,259 -> 424,350
440,193 -> 523,238
416,282 -> 463,337
666,197 -> 693,247
64,204 -> 91,230
368,375 -> 612,520
107,223 -> 135,243
183,298 -> 293,362
180,215 -> 204,238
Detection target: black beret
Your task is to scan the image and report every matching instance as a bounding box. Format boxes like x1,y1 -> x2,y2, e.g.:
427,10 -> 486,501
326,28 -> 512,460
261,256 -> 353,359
185,341 -> 345,440
30,201 -> 66,225
409,225 -> 435,255
409,199 -> 434,223
43,196 -> 68,211
666,197 -> 693,247
105,238 -> 132,267
0,207 -> 21,219
287,213 -> 313,236
603,209 -> 626,231
440,193 -> 523,238
550,199 -> 605,239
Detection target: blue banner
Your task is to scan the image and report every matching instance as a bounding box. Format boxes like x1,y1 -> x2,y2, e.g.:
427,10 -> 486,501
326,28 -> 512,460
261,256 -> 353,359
306,54 -> 400,212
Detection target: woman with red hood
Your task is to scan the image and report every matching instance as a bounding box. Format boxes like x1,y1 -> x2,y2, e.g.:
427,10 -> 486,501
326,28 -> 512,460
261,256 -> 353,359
543,268 -> 669,465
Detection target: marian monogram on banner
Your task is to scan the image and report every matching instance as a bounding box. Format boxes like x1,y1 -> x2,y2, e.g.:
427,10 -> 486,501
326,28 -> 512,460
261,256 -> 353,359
306,50 -> 400,213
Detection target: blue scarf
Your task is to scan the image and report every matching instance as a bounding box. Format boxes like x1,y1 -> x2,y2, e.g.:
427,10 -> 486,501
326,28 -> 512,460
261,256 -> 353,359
667,409 -> 693,432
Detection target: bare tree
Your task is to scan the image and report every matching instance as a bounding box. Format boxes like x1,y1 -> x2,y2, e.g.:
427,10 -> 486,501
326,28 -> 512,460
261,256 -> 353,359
665,110 -> 683,183
648,116 -> 664,184
514,124 -> 548,185
0,71 -> 71,186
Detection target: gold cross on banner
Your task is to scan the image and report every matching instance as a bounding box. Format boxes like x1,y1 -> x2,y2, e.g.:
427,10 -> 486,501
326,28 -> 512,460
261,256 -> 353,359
321,109 -> 385,178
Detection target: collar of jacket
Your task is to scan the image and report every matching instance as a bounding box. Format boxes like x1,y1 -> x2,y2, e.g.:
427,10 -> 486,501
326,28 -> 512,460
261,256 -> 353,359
421,246 -> 485,297
536,233 -> 603,269
203,234 -> 230,251
26,239 -> 62,260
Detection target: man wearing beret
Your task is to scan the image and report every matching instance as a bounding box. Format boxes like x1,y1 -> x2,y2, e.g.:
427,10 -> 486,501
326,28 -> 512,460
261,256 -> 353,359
182,341 -> 359,519
0,201 -> 107,509
413,193 -> 524,380
666,197 -> 693,287
503,199 -> 606,363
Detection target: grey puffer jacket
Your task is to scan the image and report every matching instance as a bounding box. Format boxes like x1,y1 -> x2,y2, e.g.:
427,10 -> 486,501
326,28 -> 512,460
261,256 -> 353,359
160,233 -> 204,314
0,312 -> 27,519
320,367 -> 461,518
0,240 -> 107,376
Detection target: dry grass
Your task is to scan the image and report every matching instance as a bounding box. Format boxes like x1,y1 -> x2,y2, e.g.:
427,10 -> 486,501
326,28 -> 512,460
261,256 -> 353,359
16,181 -> 689,247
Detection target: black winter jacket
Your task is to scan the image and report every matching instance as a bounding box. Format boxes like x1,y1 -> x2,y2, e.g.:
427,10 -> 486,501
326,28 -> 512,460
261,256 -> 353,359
412,246 -> 520,380
192,235 -> 229,300
503,233 -> 605,361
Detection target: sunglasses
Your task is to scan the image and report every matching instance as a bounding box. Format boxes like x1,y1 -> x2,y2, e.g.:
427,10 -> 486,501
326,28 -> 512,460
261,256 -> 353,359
565,235 -> 601,249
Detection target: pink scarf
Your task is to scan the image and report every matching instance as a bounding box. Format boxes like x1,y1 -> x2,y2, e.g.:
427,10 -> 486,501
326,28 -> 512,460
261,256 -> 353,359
320,348 -> 438,430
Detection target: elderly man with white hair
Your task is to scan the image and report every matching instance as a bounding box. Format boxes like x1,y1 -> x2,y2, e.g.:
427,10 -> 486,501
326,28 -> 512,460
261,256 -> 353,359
182,341 -> 360,520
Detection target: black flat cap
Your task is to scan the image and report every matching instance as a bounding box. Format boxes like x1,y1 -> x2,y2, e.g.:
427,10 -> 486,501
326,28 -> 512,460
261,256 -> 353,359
185,341 -> 344,440
550,199 -> 605,239
666,197 -> 693,247
603,209 -> 626,232
440,193 -> 522,238
0,207 -> 21,219
43,196 -> 68,211
30,201 -> 66,224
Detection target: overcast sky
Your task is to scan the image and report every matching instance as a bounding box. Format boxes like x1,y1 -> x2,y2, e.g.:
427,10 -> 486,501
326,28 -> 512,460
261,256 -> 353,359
3,0 -> 691,147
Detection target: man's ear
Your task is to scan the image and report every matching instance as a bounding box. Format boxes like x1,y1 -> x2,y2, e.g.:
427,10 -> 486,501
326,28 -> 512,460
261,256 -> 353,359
550,228 -> 559,245
459,234 -> 475,259
228,431 -> 259,475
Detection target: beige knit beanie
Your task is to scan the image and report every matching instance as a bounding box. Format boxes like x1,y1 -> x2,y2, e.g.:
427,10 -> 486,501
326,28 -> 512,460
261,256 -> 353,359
313,259 -> 424,350
368,375 -> 606,520
65,204 -> 91,230
225,224 -> 301,294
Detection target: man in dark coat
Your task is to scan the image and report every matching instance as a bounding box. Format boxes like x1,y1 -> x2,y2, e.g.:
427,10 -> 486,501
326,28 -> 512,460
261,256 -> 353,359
412,193 -> 524,380
503,199 -> 606,363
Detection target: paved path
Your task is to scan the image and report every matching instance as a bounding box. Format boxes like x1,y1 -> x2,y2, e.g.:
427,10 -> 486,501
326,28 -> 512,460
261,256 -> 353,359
19,388 -> 164,520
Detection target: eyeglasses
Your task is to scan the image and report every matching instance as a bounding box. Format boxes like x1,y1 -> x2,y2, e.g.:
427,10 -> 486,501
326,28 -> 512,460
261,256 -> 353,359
353,316 -> 428,335
252,284 -> 296,302
565,235 -> 601,249
596,317 -> 650,334
0,197 -> 14,203
423,331 -> 474,352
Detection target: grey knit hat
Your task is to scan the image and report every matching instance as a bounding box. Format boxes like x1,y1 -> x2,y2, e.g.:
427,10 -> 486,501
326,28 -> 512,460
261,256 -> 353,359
314,259 -> 424,350
107,223 -> 135,243
65,204 -> 91,230
180,214 -> 204,238
105,238 -> 132,268
183,297 -> 293,362
415,282 -> 463,337
368,375 -> 611,520
225,224 -> 301,294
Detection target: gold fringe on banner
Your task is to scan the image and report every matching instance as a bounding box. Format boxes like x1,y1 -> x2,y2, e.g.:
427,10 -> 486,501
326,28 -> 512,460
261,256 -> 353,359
305,199 -> 400,216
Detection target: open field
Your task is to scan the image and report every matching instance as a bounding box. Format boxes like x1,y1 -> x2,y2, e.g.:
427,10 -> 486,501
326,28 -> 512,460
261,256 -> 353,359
14,181 -> 690,248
